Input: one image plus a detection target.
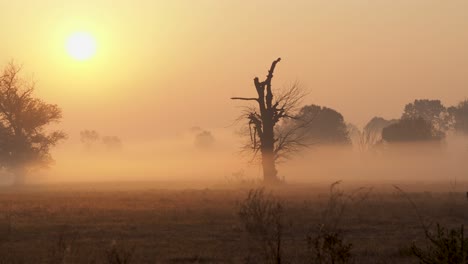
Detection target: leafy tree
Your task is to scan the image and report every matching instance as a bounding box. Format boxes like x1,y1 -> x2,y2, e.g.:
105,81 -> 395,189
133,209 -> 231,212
102,136 -> 122,151
285,104 -> 350,145
402,99 -> 451,133
448,99 -> 468,135
0,63 -> 66,184
231,58 -> 306,183
80,130 -> 100,149
80,130 -> 122,151
382,117 -> 443,143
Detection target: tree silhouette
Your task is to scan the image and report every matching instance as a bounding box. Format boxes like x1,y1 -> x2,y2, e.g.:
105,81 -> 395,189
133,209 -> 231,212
349,117 -> 397,152
102,136 -> 122,151
80,130 -> 100,149
283,104 -> 350,145
0,63 -> 66,184
194,130 -> 215,149
364,117 -> 397,141
231,58 -> 306,183
448,99 -> 468,135
382,117 -> 443,143
80,130 -> 122,151
402,99 -> 451,133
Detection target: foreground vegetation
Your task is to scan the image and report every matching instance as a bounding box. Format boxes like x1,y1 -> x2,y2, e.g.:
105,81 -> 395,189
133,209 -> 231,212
0,182 -> 467,263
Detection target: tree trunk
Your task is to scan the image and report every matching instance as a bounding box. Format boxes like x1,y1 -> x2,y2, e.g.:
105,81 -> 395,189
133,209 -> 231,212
261,117 -> 279,183
261,150 -> 279,183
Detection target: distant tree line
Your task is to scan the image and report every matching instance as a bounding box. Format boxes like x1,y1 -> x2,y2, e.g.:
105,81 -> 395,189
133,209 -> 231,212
236,92 -> 468,160
349,99 -> 468,152
80,130 -> 122,151
232,59 -> 468,183
282,98 -> 468,150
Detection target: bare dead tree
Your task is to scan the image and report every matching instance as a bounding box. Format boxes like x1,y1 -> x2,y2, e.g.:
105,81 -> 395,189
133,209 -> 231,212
231,58 -> 309,183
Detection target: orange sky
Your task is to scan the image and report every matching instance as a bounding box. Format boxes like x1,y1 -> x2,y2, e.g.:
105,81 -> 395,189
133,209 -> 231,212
1,0 -> 468,141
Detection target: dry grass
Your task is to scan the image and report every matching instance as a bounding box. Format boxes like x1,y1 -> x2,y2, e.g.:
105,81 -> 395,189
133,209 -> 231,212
0,182 -> 467,263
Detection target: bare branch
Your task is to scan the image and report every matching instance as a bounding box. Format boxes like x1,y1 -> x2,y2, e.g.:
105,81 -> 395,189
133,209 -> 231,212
231,97 -> 259,101
273,82 -> 308,118
273,108 -> 320,161
265,58 -> 282,83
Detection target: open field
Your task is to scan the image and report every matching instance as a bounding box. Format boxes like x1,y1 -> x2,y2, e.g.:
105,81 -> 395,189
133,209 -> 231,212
0,181 -> 467,263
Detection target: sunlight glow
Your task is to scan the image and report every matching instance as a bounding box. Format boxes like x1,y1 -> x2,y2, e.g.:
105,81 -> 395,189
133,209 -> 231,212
66,32 -> 97,61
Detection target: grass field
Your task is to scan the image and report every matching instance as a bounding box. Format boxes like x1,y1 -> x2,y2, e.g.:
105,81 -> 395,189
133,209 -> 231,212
0,181 -> 467,263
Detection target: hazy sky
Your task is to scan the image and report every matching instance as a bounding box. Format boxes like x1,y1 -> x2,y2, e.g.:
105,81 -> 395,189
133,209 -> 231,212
1,0 -> 468,141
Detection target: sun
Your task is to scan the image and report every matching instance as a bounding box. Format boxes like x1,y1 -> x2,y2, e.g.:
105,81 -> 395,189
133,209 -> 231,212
66,32 -> 97,61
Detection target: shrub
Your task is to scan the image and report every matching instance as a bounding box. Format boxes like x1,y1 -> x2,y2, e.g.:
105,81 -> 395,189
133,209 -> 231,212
306,181 -> 359,264
106,242 -> 135,264
394,185 -> 468,264
307,225 -> 353,264
238,188 -> 284,264
411,224 -> 468,264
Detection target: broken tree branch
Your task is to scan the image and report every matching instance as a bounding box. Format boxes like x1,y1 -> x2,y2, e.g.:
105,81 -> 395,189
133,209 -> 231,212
231,97 -> 259,101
